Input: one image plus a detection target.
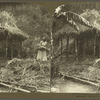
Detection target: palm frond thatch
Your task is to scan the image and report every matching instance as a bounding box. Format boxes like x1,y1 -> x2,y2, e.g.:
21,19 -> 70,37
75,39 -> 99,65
0,11 -> 29,40
80,9 -> 100,34
4,23 -> 29,39
53,11 -> 92,39
56,11 -> 92,28
54,24 -> 77,39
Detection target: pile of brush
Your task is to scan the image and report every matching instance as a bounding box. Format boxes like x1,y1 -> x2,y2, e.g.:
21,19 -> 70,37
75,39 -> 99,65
0,58 -> 50,92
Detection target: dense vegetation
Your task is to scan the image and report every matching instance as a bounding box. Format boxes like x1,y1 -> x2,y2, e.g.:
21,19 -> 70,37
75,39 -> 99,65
0,3 -> 51,92
52,2 -> 100,87
0,3 -> 51,58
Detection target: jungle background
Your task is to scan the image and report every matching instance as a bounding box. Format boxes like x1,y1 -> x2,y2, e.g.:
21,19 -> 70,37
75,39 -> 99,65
51,2 -> 100,93
0,3 -> 51,92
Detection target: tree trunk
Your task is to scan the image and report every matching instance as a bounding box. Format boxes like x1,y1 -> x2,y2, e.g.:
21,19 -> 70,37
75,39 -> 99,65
66,36 -> 69,59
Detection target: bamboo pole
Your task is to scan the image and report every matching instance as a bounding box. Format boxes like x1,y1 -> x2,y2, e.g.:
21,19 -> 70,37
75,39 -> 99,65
0,82 -> 31,93
83,38 -> 86,58
50,21 -> 54,93
66,36 -> 69,59
98,44 -> 100,58
98,36 -> 100,58
73,38 -> 76,54
11,41 -> 13,59
20,41 -> 22,56
96,30 -> 99,58
61,36 -> 62,59
6,35 -> 8,58
63,74 -> 100,87
94,34 -> 96,57
75,35 -> 78,61
18,41 -> 21,58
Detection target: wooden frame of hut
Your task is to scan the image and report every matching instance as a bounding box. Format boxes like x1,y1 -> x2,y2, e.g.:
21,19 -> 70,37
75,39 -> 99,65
0,26 -> 28,59
52,11 -> 93,60
79,26 -> 100,58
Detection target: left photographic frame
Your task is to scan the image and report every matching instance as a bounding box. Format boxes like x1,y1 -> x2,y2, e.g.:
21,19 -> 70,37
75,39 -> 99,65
0,2 -> 51,93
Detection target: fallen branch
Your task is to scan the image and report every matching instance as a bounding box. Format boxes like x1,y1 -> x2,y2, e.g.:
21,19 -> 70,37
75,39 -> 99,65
61,73 -> 100,87
0,82 -> 31,93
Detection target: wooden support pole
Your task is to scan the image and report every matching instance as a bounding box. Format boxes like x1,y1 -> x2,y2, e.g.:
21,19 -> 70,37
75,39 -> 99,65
20,41 -> 22,54
83,38 -> 86,58
98,35 -> 100,58
96,30 -> 99,58
6,35 -> 8,58
75,35 -> 78,61
18,41 -> 21,58
94,34 -> 96,57
11,41 -> 13,59
73,38 -> 76,54
98,44 -> 100,58
66,36 -> 69,59
18,41 -> 22,58
61,36 -> 62,59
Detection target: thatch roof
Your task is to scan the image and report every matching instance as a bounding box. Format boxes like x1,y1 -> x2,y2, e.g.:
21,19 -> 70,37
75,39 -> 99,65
0,11 -> 29,40
54,24 -> 77,39
80,9 -> 100,36
5,23 -> 29,40
53,11 -> 92,39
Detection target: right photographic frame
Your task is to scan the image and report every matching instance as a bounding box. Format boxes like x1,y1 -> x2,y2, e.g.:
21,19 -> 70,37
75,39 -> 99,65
51,2 -> 100,93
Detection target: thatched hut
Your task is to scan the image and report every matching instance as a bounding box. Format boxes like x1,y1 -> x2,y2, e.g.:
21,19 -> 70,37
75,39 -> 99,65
52,11 -> 93,59
78,10 -> 100,58
0,11 -> 29,59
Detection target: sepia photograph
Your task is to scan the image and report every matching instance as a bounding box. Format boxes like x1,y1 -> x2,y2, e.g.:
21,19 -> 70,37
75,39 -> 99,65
51,2 -> 100,93
0,1 -> 100,95
0,2 -> 51,92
